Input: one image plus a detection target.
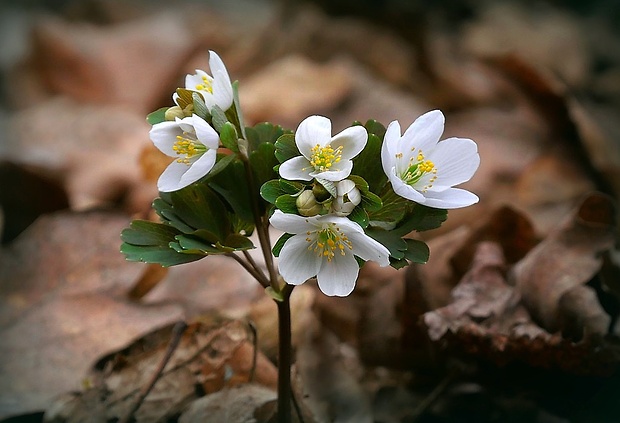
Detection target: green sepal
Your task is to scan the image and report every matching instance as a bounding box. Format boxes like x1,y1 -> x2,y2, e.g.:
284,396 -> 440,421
229,81 -> 247,140
274,134 -> 300,163
175,88 -> 194,110
272,232 -> 294,257
219,122 -> 240,153
146,107 -> 168,125
210,105 -> 228,132
192,92 -> 210,121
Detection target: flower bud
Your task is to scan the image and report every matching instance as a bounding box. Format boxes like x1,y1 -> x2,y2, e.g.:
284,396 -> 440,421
311,183 -> 331,202
296,190 -> 322,216
164,106 -> 185,121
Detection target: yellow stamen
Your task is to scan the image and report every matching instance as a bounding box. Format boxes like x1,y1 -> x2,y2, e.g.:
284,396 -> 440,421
172,133 -> 206,165
310,144 -> 343,173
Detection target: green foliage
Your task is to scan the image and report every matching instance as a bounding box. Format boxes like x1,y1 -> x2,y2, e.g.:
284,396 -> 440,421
353,132 -> 387,193
206,157 -> 255,227
219,122 -> 239,153
192,92 -> 210,121
250,143 -> 279,190
120,220 -> 205,266
246,122 -> 290,152
146,107 -> 168,125
272,232 -> 294,257
274,134 -> 300,164
260,179 -> 305,205
210,105 -> 228,132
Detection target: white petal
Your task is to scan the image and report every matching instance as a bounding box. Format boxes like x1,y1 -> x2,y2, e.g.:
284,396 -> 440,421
185,70 -> 209,91
310,160 -> 353,181
330,126 -> 368,160
157,160 -> 191,192
208,51 -> 231,85
179,149 -> 216,187
295,115 -> 332,158
426,137 -> 480,190
176,116 -> 195,134
316,251 -> 360,296
381,120 -> 401,177
150,121 -> 181,157
212,69 -> 234,110
422,187 -> 479,209
191,114 -> 219,149
347,231 -> 390,266
400,110 -> 445,154
269,210 -> 318,234
278,156 -> 314,181
278,234 -> 322,285
336,179 -> 356,196
390,174 -> 427,204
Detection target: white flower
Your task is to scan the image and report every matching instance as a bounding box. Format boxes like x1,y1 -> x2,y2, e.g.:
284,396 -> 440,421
269,210 -> 390,297
175,50 -> 233,111
279,115 -> 367,182
381,110 -> 480,209
331,179 -> 361,216
150,114 -> 219,192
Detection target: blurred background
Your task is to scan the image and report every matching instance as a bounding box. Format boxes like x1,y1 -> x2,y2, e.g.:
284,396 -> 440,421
1,0 -> 620,422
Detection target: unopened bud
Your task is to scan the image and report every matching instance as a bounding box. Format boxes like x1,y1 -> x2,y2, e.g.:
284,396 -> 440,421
164,106 -> 185,121
296,190 -> 322,216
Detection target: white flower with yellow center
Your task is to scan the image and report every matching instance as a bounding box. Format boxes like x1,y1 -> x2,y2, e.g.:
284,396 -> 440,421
150,114 -> 219,192
269,210 -> 390,297
175,50 -> 233,112
279,115 -> 367,182
381,110 -> 480,209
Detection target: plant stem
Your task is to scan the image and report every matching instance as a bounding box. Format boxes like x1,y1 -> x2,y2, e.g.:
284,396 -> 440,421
226,253 -> 269,288
276,284 -> 294,423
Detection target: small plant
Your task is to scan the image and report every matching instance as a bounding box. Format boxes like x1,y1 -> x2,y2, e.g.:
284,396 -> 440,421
120,50 -> 480,422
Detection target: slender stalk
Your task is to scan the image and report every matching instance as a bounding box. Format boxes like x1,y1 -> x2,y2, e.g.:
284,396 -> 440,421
243,249 -> 268,284
226,252 -> 269,288
276,284 -> 294,423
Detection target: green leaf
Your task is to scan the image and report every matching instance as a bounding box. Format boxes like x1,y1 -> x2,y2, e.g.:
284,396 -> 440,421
364,119 -> 386,138
222,234 -> 255,251
348,205 -> 369,228
274,134 -> 300,164
207,158 -> 255,226
211,105 -> 228,132
402,238 -> 430,264
169,183 -> 230,241
272,232 -> 294,257
219,122 -> 239,152
246,122 -> 289,152
368,188 -> 410,230
352,132 -> 387,193
120,220 -> 180,245
348,175 -> 382,213
260,179 -> 305,204
392,204 -> 448,236
120,243 -> 205,266
260,180 -> 282,204
175,234 -> 222,254
120,220 -> 205,266
207,153 -> 237,180
366,228 -> 407,260
275,195 -> 299,214
250,142 -> 279,188
192,92 -> 210,120
146,107 -> 168,125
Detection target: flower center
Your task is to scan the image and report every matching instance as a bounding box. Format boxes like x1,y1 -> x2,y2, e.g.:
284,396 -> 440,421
194,75 -> 213,93
306,223 -> 353,262
399,150 -> 438,192
310,144 -> 342,172
173,134 -> 207,165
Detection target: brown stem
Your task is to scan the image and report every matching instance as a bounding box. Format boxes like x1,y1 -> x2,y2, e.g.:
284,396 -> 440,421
276,284 -> 294,423
227,252 -> 269,287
